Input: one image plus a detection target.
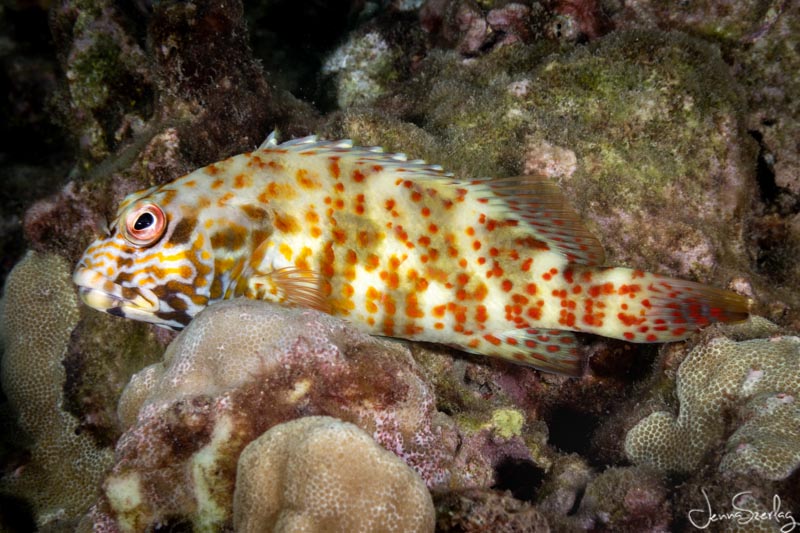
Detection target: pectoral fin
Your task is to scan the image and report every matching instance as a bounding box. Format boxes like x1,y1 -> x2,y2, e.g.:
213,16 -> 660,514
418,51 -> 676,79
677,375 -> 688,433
248,267 -> 330,313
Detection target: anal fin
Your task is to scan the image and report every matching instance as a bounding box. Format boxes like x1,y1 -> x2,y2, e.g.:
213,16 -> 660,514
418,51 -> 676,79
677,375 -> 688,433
471,329 -> 584,376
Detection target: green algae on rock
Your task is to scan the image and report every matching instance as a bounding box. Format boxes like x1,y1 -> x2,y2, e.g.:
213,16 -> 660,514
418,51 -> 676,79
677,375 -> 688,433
50,0 -> 152,165
625,318 -> 800,480
0,252 -> 113,527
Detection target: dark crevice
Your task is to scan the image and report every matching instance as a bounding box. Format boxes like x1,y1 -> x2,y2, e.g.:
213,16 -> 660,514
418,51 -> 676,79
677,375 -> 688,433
748,129 -> 780,203
152,516 -> 194,532
492,457 -> 545,502
545,405 -> 599,456
246,0 -> 362,104
567,485 -> 585,515
0,494 -> 36,533
747,129 -> 799,282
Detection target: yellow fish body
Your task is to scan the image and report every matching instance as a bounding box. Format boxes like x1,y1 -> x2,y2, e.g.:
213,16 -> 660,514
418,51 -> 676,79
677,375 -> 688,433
73,134 -> 750,375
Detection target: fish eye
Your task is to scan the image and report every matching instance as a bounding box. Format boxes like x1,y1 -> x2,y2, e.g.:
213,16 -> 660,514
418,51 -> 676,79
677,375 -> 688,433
123,203 -> 166,247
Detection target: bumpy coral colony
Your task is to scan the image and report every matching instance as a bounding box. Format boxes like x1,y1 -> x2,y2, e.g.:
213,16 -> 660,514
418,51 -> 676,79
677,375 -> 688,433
73,134 -> 750,375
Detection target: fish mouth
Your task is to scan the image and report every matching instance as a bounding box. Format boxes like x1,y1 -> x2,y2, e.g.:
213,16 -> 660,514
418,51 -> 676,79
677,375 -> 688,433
73,267 -> 160,320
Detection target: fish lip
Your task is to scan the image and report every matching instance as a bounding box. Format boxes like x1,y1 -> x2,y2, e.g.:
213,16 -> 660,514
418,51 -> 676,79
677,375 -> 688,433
73,267 -> 159,314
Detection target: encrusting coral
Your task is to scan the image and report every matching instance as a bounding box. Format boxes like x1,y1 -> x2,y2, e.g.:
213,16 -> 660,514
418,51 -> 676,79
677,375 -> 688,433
234,416 -> 435,533
625,318 -> 800,480
86,298 -> 453,531
0,252 -> 113,526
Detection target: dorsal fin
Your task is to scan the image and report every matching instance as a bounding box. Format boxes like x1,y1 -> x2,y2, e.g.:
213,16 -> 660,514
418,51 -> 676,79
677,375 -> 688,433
258,130 -> 279,149
482,175 -> 606,265
267,135 -> 451,179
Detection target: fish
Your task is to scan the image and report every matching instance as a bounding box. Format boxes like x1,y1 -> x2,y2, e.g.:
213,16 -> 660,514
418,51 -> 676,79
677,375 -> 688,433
73,133 -> 751,375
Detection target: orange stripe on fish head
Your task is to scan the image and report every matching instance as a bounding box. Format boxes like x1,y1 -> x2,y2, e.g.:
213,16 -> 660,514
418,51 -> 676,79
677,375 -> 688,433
73,186 -> 216,329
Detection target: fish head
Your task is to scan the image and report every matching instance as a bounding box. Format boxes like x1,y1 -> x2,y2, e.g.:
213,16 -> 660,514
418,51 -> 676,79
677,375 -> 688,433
73,185 -> 214,329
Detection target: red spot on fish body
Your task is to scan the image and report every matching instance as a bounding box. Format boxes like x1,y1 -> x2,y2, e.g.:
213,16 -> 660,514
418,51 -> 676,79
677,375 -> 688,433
329,156 -> 340,178
296,169 -> 319,189
406,294 -> 425,318
484,334 -> 501,346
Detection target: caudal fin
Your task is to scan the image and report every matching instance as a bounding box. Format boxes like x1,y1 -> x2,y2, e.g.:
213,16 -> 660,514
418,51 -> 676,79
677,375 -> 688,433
591,270 -> 751,343
635,275 -> 750,341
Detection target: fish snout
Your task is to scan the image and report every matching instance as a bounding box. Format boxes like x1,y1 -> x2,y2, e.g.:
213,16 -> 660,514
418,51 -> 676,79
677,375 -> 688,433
72,267 -> 160,317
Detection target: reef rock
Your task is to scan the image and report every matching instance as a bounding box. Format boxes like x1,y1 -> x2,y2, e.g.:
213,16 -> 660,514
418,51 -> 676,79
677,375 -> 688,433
625,318 -> 800,481
435,488 -> 550,532
86,298 -> 453,531
234,416 -> 435,533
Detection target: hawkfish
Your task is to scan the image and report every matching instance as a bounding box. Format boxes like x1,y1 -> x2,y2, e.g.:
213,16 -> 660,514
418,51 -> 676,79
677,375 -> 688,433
73,133 -> 750,375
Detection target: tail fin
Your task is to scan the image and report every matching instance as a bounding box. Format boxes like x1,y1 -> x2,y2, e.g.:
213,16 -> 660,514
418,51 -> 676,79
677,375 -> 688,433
575,268 -> 751,343
635,275 -> 751,342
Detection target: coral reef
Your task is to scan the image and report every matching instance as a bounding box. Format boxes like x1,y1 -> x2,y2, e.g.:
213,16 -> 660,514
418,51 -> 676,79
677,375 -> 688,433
418,0 -> 611,53
607,0 -> 784,43
570,466 -> 670,531
0,252 -> 113,526
2,0 -> 800,530
605,0 -> 800,323
62,305 -> 167,446
625,318 -> 800,481
538,463 -> 671,531
48,0 -> 152,164
738,0 -> 800,197
435,489 -> 549,532
86,298 -> 454,531
234,416 -> 435,533
720,391 -> 800,481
